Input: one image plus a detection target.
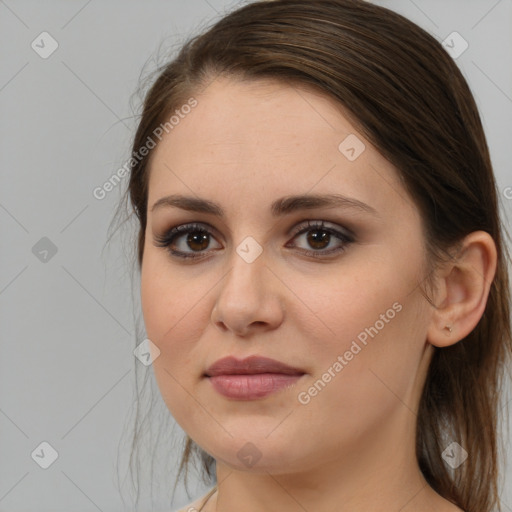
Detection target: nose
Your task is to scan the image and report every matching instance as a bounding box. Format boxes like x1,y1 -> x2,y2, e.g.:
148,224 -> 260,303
211,248 -> 285,337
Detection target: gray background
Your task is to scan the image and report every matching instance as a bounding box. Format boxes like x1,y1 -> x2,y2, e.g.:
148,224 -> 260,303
1,0 -> 511,511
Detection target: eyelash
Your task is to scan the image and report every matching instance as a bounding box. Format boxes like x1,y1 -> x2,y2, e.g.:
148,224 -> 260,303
153,220 -> 355,261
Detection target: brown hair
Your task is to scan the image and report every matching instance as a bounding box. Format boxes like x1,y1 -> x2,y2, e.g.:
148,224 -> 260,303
113,0 -> 512,510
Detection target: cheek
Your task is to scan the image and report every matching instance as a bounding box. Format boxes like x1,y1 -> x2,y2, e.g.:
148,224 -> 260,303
292,251 -> 428,412
293,303 -> 426,453
140,248 -> 206,343
140,250 -> 214,416
289,254 -> 410,353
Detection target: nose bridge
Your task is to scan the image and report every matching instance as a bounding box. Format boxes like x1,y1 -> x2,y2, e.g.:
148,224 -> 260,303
222,237 -> 267,300
212,236 -> 284,334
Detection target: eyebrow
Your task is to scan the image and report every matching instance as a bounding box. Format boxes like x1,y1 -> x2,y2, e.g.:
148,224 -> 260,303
151,193 -> 379,217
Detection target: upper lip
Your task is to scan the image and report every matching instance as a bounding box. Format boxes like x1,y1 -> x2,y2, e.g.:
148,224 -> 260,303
204,355 -> 305,377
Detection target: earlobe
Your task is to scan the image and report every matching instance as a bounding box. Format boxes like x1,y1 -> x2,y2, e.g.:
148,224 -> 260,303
426,231 -> 497,348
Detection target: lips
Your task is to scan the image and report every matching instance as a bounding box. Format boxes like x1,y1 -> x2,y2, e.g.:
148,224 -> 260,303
204,355 -> 305,377
204,355 -> 306,400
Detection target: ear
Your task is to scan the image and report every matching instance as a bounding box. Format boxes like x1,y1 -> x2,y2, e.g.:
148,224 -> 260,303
426,231 -> 497,348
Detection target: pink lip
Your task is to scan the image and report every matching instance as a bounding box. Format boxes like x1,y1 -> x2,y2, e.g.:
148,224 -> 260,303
204,355 -> 306,400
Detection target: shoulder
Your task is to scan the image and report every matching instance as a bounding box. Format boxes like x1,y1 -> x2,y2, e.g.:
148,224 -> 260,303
173,487 -> 217,512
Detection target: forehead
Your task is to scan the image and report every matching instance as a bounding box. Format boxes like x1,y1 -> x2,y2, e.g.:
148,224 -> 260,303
146,77 -> 413,223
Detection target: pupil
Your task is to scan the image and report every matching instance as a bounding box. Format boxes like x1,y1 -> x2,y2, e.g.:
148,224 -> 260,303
187,232 -> 209,251
308,230 -> 329,249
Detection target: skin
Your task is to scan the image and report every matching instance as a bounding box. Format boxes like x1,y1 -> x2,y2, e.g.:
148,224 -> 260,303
140,76 -> 496,512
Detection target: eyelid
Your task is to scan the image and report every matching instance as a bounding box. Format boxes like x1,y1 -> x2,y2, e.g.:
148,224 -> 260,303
289,219 -> 355,239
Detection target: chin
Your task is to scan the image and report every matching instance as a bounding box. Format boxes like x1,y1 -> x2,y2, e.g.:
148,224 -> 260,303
200,432 -> 306,474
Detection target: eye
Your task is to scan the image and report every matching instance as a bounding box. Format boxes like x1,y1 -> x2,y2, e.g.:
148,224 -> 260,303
285,220 -> 354,258
153,220 -> 354,261
153,222 -> 222,260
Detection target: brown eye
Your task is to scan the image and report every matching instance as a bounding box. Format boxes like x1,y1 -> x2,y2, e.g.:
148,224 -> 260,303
153,222 -> 222,260
287,220 -> 354,258
306,229 -> 331,250
186,231 -> 210,252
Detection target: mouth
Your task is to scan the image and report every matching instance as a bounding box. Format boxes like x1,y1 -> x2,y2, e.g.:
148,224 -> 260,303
204,355 -> 306,400
204,354 -> 305,377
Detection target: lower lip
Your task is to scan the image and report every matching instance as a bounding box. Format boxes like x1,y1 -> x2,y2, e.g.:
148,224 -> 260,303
206,373 -> 304,400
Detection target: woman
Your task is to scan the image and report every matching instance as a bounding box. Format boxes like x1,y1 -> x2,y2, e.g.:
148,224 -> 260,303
117,0 -> 512,510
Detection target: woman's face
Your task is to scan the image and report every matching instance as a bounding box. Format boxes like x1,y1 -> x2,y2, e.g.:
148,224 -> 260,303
141,76 -> 435,475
